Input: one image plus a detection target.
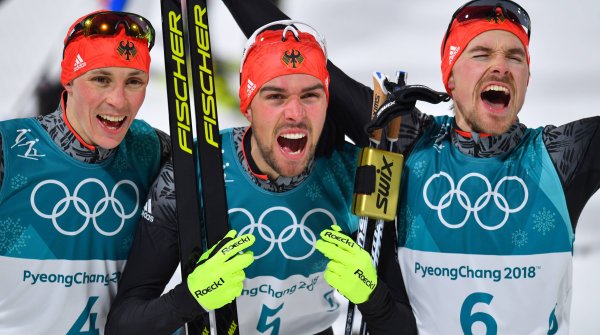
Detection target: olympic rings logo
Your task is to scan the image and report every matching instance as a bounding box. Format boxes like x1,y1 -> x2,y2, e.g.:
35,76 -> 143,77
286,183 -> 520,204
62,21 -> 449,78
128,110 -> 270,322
423,172 -> 528,230
30,178 -> 139,236
232,206 -> 337,260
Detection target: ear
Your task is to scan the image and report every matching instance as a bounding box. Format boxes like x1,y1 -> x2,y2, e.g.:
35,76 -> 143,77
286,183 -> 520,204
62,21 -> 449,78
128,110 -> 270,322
64,81 -> 74,93
243,108 -> 252,123
447,73 -> 455,91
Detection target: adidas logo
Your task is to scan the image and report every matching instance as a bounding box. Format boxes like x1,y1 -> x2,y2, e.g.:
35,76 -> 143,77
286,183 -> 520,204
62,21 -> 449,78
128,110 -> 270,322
141,199 -> 154,223
448,46 -> 460,65
73,54 -> 87,72
246,79 -> 256,98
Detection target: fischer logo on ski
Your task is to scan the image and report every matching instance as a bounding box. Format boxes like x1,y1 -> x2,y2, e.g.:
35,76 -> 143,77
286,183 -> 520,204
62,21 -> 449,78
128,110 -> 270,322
190,5 -> 219,149
161,0 -> 240,333
166,11 -> 193,155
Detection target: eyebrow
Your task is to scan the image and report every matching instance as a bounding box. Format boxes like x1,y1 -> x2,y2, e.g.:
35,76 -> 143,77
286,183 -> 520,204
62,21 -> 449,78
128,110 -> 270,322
259,83 -> 325,94
87,69 -> 145,76
87,69 -> 112,76
468,45 -> 527,57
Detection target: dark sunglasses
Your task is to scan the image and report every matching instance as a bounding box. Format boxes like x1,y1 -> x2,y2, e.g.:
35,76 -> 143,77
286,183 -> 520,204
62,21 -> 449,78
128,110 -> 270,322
442,0 -> 531,52
63,11 -> 155,55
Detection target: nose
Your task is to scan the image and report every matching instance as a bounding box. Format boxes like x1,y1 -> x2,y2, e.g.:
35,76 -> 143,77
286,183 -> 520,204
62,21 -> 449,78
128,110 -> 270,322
283,96 -> 305,121
106,84 -> 127,109
490,54 -> 510,75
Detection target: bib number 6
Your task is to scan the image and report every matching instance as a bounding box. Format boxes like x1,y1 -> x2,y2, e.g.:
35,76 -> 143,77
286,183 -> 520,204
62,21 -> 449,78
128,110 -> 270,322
460,292 -> 497,335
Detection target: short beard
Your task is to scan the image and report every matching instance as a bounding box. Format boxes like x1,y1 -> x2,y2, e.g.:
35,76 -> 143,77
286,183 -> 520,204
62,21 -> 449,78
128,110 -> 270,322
256,139 -> 315,178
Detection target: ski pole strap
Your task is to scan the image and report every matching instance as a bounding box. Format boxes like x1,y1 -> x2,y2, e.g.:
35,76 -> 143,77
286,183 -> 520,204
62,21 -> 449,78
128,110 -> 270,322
351,147 -> 404,221
365,84 -> 450,135
353,165 -> 376,195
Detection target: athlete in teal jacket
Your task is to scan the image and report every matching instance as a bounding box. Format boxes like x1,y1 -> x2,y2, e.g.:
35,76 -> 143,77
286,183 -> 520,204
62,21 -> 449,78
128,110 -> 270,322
107,21 -> 414,335
0,10 -> 170,333
218,0 -> 600,333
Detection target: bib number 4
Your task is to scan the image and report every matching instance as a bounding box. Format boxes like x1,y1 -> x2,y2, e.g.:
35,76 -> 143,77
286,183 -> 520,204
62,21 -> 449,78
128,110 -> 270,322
67,296 -> 100,335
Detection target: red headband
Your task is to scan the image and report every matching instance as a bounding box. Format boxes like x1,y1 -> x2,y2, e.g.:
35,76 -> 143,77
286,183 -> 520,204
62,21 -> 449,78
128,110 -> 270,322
440,16 -> 530,95
60,12 -> 151,87
239,29 -> 329,114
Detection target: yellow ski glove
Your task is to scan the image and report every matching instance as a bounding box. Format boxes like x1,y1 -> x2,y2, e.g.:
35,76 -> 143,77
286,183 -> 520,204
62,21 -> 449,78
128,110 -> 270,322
187,230 -> 255,311
315,225 -> 377,304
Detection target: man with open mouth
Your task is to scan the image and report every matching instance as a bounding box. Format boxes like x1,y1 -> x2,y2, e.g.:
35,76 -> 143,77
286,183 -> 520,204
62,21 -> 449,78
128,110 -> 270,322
0,10 -> 170,334
218,0 -> 600,333
107,20 -> 415,335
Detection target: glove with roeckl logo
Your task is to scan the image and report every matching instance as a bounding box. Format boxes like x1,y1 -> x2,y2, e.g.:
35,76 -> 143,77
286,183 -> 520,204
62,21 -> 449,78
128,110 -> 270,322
315,225 -> 377,304
187,230 -> 255,311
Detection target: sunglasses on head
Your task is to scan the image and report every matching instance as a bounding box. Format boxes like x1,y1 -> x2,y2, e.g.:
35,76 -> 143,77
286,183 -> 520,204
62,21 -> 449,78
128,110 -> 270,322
442,0 -> 531,51
240,20 -> 328,73
63,11 -> 155,55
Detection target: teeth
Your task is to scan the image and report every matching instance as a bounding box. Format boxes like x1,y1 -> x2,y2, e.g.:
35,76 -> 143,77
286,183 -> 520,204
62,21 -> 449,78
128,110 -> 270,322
281,133 -> 305,140
484,85 -> 509,93
99,115 -> 125,122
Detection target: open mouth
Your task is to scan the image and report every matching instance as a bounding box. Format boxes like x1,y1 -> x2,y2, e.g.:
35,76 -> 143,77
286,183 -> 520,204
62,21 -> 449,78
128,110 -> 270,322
277,133 -> 307,155
480,85 -> 510,111
98,114 -> 126,130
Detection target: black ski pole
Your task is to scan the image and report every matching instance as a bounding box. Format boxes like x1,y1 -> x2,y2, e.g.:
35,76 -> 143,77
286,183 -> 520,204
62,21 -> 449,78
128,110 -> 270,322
357,72 -> 407,335
347,71 -> 405,335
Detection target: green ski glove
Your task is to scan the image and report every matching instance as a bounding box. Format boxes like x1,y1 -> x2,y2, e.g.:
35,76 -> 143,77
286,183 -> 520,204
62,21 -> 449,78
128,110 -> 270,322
187,230 -> 255,311
315,225 -> 377,304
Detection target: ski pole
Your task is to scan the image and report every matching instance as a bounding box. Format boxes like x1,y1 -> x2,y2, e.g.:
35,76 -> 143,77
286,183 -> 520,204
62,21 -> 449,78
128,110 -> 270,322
347,71 -> 405,335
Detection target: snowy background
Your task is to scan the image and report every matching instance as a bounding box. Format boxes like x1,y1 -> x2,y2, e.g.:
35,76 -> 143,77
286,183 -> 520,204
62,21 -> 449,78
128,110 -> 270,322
0,0 -> 598,333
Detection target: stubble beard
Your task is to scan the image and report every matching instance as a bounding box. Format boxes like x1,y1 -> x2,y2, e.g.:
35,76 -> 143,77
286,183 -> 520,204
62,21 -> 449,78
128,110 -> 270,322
456,101 -> 515,135
256,139 -> 316,178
